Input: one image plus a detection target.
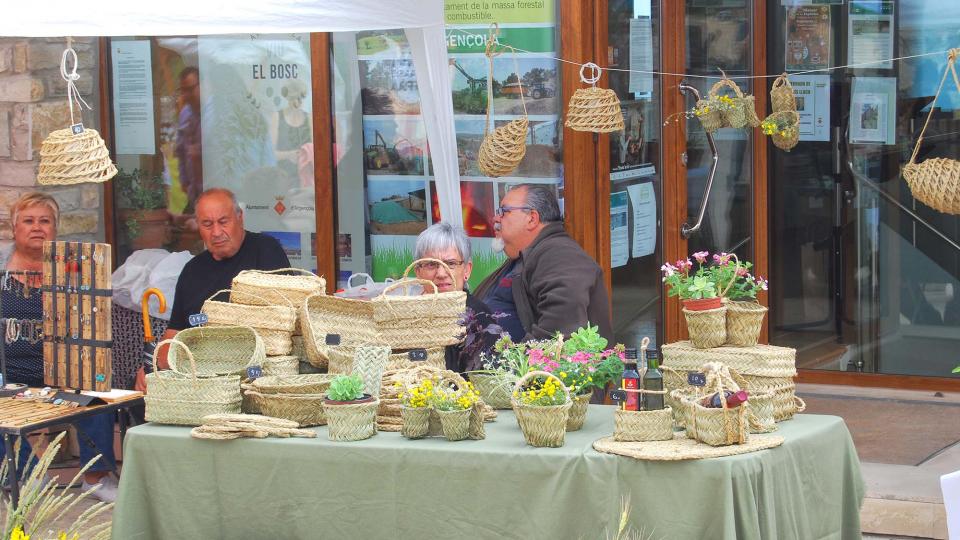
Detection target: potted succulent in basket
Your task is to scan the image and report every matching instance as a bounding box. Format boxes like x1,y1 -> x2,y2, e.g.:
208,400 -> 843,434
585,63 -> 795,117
396,377 -> 434,439
430,381 -> 481,441
323,374 -> 378,441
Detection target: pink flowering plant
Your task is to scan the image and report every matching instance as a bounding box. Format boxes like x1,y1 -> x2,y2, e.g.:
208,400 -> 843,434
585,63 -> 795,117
662,251 -> 768,301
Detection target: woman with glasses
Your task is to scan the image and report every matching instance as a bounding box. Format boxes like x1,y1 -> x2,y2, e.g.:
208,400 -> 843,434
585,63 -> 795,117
413,222 -> 499,373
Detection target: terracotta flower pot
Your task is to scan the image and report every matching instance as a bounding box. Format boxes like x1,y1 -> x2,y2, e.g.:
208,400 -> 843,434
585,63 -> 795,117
682,297 -> 723,311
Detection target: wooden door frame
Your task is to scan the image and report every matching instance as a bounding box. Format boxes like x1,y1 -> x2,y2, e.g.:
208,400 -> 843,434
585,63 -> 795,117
311,33 -> 337,293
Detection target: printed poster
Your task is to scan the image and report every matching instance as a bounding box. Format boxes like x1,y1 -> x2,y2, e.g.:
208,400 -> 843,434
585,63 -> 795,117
790,74 -> 830,142
785,5 -> 831,72
111,40 -> 156,155
610,191 -> 629,268
628,17 -> 654,95
848,1 -> 894,70
444,0 -> 555,25
849,76 -> 896,145
627,182 -> 656,259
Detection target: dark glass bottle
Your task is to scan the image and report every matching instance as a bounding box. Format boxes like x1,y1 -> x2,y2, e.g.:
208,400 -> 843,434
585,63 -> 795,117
621,348 -> 640,411
643,348 -> 664,410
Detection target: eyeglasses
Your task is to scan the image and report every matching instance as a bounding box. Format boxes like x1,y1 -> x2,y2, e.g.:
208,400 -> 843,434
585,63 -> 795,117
416,259 -> 464,272
495,205 -> 533,217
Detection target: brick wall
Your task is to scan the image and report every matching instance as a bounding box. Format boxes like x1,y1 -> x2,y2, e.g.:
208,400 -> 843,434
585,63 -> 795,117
0,37 -> 104,248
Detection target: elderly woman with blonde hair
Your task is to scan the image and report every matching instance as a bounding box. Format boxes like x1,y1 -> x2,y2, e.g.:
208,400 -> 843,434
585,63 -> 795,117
0,192 -> 119,502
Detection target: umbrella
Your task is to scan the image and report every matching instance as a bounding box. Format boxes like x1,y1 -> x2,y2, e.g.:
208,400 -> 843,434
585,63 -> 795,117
142,288 -> 167,373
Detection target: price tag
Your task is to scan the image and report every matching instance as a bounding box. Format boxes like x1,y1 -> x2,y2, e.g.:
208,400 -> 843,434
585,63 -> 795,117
188,313 -> 208,327
246,366 -> 263,379
325,334 -> 341,346
687,371 -> 707,387
70,123 -> 84,135
408,349 -> 428,361
609,389 -> 627,402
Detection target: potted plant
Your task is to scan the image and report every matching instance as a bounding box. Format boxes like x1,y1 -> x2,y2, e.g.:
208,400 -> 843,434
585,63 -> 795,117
431,380 -> 480,441
721,258 -> 769,347
512,371 -> 572,448
114,168 -> 171,250
662,252 -> 731,348
396,377 -> 433,439
554,325 -> 625,431
323,374 -> 378,441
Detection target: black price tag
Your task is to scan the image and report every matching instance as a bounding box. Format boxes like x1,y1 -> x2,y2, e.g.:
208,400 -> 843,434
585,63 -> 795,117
70,123 -> 84,135
188,313 -> 208,327
609,389 -> 627,402
246,366 -> 263,379
687,371 -> 707,387
325,334 -> 341,346
408,348 -> 428,361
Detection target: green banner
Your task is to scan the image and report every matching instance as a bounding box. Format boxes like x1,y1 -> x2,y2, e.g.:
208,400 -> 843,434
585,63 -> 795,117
446,27 -> 555,54
445,0 -> 555,25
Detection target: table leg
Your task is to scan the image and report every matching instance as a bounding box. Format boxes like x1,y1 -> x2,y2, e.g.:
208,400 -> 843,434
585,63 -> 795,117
4,434 -> 20,508
118,409 -> 128,441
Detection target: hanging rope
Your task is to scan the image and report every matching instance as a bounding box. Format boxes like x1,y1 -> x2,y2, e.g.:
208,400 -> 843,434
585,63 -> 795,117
59,37 -> 92,126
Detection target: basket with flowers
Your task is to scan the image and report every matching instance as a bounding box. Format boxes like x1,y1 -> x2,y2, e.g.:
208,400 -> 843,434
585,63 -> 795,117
761,110 -> 800,151
511,370 -> 572,447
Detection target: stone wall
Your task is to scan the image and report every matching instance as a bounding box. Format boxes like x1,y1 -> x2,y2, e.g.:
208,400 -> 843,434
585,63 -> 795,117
0,37 -> 104,248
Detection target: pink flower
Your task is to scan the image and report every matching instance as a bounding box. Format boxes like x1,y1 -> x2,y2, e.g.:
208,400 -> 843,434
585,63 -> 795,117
713,252 -> 731,265
660,263 -> 676,277
759,278 -> 769,291
527,348 -> 546,367
570,351 -> 592,364
588,366 -> 596,372
675,259 -> 693,272
693,251 -> 709,263
736,266 -> 749,277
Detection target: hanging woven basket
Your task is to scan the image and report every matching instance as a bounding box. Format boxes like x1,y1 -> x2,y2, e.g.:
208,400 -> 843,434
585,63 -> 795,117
762,110 -> 800,152
565,62 -> 624,133
903,49 -> 960,215
770,73 -> 797,113
477,118 -> 528,177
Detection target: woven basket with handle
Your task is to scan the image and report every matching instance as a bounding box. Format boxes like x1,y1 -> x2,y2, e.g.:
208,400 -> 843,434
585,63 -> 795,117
244,389 -> 328,427
202,289 -> 297,355
511,370 -> 572,448
770,73 -> 797,113
301,292 -> 379,368
675,364 -> 748,447
144,340 -> 242,426
323,397 -> 379,441
231,267 -> 326,307
168,325 -> 265,377
725,300 -> 768,347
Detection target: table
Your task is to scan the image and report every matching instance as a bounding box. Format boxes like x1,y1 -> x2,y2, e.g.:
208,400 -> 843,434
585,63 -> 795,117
113,406 -> 864,540
0,393 -> 144,506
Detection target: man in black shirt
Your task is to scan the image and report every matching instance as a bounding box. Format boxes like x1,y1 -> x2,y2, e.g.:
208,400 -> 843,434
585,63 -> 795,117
135,188 -> 289,391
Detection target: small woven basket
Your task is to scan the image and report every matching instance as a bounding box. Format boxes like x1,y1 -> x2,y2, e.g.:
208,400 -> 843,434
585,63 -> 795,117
245,390 -> 327,427
511,370 -> 572,448
168,325 -> 265,377
725,301 -> 768,347
566,392 -> 592,432
613,407 -> 674,442
231,267 -> 326,308
144,340 -> 242,426
770,74 -> 797,113
324,398 -> 379,442
565,87 -> 625,133
478,118 -> 528,177
437,408 -> 472,441
708,78 -> 750,129
469,372 -> 516,410
37,128 -> 118,185
676,367 -> 748,447
353,345 -> 391,397
249,374 -> 334,395
682,305 -> 727,349
400,406 -> 431,439
766,110 -> 800,151
747,391 -> 777,434
301,292 -> 379,368
201,289 -> 297,355
694,101 -> 724,133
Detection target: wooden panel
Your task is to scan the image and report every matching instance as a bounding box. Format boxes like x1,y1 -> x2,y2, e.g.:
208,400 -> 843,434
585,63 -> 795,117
593,0 -> 612,297
98,37 -> 117,269
311,33 -> 336,293
661,0 -> 688,343
798,370 -> 960,392
752,0 -> 770,343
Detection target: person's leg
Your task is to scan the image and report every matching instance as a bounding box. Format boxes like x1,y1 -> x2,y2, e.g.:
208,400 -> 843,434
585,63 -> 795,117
74,413 -> 116,482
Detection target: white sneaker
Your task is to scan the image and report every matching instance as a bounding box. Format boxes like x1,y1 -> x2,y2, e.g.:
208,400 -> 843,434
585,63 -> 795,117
81,475 -> 118,503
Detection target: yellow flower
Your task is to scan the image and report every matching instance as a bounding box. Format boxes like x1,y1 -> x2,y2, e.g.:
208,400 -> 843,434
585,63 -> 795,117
559,372 -> 567,378
11,528 -> 29,540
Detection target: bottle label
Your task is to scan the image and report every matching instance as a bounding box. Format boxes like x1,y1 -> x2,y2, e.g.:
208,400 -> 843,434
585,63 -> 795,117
622,378 -> 640,411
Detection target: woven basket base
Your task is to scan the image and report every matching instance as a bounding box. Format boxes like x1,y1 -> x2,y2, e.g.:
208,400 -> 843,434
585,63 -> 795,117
593,432 -> 784,461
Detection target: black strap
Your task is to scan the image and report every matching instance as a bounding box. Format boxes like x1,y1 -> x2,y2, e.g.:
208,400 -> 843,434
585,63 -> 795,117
75,241 -> 84,388
50,241 -> 59,387
44,336 -> 113,348
40,286 -> 111,297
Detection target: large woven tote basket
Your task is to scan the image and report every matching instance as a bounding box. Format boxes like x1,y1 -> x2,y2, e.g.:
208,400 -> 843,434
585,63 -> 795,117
903,49 -> 960,215
202,289 -> 297,355
169,325 -> 265,376
144,340 -> 242,426
301,292 -> 380,368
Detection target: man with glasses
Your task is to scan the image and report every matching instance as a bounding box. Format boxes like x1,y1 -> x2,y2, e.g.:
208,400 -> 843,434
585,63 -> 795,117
475,184 -> 613,342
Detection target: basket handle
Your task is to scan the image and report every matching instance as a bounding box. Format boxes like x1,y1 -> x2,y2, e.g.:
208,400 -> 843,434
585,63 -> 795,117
203,288 -> 295,310
771,73 -> 791,91
909,49 -> 960,164
238,267 -> 324,281
377,277 -> 439,299
511,370 -> 571,405
151,339 -> 197,388
709,76 -> 745,99
718,253 -> 741,299
794,395 -> 806,413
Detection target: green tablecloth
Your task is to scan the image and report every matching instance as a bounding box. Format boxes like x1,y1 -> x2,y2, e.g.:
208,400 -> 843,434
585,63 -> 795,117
112,406 -> 863,540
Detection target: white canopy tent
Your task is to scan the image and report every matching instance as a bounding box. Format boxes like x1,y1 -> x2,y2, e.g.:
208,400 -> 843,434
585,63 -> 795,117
1,0 -> 464,226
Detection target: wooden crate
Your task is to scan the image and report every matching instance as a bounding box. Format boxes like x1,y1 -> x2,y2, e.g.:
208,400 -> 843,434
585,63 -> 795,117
41,241 -> 112,391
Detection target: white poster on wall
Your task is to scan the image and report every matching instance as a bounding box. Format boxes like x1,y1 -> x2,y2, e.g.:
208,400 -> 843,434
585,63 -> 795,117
627,182 -> 656,258
848,1 -> 894,70
849,76 -> 896,145
628,17 -> 653,95
111,40 -> 156,155
790,74 -> 830,142
611,191 -> 629,268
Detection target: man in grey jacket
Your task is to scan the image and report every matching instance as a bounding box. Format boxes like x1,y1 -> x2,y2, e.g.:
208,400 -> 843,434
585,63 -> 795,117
475,184 -> 613,342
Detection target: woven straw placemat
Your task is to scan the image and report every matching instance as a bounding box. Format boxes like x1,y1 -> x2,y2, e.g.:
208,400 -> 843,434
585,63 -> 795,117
593,431 -> 784,461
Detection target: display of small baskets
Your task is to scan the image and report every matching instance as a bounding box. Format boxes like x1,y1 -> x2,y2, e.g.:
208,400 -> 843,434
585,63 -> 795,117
381,365 -> 497,433
565,63 -> 625,133
469,372 -> 516,410
301,292 -> 380,368
725,301 -> 768,347
672,367 -> 748,447
511,370 -> 572,448
202,289 -> 297,355
144,340 -> 242,426
902,48 -> 960,215
323,398 -> 379,442
682,306 -> 727,349
168,325 -> 265,376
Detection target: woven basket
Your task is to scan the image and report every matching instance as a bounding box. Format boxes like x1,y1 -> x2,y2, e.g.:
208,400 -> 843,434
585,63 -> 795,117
725,301 -> 768,347
709,78 -> 749,129
202,289 -> 297,355
262,355 -> 300,376
231,268 -> 326,308
770,74 -> 797,113
437,408 -> 472,441
291,335 -> 306,359
742,94 -> 763,127
469,372 -> 516,410
324,398 -> 379,441
767,110 -> 800,151
144,340 -> 242,426
301,292 -> 379,368
371,260 -> 467,347
747,391 -> 777,434
511,370 -> 572,448
566,392 -> 592,432
327,345 -> 445,375
694,101 -> 724,133
613,407 -> 674,442
240,382 -> 260,414
675,368 -> 748,447
168,325 -> 265,377
353,345 -> 390,397
249,374 -> 334,395
400,406 -> 431,439
682,306 -> 727,348
244,390 -> 327,427
37,128 -> 118,185
478,118 -> 528,177
565,87 -> 625,133
903,49 -> 960,215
